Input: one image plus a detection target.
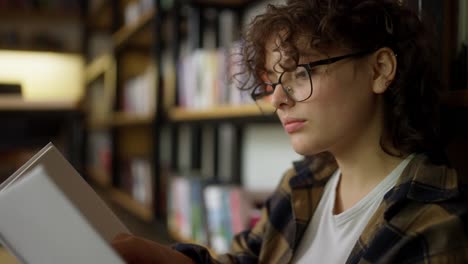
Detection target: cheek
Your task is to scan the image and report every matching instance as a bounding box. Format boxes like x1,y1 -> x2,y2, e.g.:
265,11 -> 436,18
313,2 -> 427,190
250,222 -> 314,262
309,74 -> 349,115
307,73 -> 376,137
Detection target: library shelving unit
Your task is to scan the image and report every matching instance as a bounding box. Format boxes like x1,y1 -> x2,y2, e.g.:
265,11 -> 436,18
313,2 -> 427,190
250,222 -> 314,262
160,0 -> 288,254
0,0 -> 86,182
83,0 -> 165,222
82,0 -> 274,225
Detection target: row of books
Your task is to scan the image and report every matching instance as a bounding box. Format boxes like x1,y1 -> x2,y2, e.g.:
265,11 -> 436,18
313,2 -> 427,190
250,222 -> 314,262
122,63 -> 157,115
86,131 -> 112,184
119,157 -> 153,207
167,176 -> 252,254
177,45 -> 253,109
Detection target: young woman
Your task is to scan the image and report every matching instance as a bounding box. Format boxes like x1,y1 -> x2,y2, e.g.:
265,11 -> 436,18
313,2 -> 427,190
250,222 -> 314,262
113,0 -> 468,263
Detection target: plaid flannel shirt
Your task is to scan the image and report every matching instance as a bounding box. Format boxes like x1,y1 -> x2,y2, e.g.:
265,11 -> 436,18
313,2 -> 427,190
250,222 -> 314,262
174,153 -> 468,263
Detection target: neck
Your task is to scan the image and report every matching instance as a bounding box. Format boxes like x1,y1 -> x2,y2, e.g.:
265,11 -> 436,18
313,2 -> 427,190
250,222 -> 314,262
330,108 -> 406,214
333,145 -> 405,214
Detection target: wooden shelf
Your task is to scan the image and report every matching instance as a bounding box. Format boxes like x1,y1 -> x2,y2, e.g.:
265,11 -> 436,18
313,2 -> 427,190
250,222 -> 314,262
87,166 -> 111,188
86,113 -> 154,129
109,188 -> 154,222
112,9 -> 156,48
87,119 -> 111,130
85,54 -> 114,84
168,104 -> 275,121
112,112 -> 154,126
441,90 -> 468,107
0,98 -> 78,111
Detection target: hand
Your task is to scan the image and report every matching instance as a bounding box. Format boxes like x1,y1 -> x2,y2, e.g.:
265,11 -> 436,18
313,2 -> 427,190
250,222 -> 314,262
112,233 -> 195,264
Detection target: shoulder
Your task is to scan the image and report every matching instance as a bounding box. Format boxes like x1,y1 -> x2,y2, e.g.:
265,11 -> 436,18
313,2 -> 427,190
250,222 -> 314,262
384,154 -> 468,262
384,198 -> 468,262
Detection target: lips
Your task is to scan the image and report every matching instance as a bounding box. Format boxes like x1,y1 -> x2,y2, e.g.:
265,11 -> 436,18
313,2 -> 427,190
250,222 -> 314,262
283,118 -> 307,133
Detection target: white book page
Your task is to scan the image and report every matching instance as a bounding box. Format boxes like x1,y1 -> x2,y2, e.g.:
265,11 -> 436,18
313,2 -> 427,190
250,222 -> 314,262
0,143 -> 131,263
1,143 -> 129,242
0,166 -> 125,264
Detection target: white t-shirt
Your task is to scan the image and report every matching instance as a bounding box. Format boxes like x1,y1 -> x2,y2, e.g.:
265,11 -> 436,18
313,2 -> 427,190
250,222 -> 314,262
291,155 -> 414,264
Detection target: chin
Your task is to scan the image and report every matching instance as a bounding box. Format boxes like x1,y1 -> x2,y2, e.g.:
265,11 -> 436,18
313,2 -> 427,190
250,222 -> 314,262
290,136 -> 326,156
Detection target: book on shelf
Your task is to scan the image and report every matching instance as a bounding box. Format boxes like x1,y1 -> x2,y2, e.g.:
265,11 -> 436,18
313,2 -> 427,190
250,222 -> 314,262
167,174 -> 251,254
203,185 -> 249,254
177,45 -> 252,109
118,157 -> 153,208
87,131 -> 112,185
0,143 -> 129,263
167,175 -> 208,245
121,62 -> 157,115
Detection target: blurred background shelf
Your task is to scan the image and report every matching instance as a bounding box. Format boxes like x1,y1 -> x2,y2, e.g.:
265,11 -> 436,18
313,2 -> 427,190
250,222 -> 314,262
109,188 -> 154,222
168,105 -> 276,122
112,9 -> 156,49
0,98 -> 78,111
87,166 -> 112,187
111,112 -> 155,126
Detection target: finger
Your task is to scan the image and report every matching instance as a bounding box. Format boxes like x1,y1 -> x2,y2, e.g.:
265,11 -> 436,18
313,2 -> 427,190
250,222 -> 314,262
112,233 -> 132,242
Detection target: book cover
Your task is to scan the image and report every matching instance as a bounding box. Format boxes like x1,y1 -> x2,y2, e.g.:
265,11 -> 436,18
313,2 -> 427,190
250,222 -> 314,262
0,143 -> 129,263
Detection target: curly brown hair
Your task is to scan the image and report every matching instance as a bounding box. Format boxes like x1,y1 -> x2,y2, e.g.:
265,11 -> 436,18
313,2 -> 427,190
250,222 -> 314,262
240,0 -> 443,160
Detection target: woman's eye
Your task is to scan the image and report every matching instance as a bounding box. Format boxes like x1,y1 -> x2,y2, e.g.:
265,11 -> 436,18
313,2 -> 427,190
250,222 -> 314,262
296,72 -> 307,79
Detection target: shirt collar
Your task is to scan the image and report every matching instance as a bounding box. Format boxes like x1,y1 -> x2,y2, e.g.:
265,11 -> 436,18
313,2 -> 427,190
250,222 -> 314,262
289,153 -> 338,189
289,153 -> 460,203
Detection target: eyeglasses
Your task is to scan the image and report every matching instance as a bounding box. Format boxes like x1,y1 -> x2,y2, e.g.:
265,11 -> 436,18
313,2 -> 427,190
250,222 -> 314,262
251,50 -> 373,112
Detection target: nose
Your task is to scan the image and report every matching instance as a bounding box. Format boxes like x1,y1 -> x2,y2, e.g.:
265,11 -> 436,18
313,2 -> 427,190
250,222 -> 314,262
271,84 -> 293,109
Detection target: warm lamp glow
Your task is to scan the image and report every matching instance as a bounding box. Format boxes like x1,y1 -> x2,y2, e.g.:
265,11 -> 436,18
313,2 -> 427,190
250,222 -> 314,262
0,50 -> 84,102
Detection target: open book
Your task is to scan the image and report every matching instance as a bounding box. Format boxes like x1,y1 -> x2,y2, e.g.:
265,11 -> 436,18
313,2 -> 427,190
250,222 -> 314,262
0,143 -> 129,263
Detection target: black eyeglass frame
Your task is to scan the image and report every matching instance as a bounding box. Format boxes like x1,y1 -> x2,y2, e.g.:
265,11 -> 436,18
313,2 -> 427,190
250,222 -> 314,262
251,50 -> 374,103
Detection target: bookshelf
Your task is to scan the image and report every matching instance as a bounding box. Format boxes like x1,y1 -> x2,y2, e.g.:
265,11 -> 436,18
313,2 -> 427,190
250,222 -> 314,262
112,8 -> 156,49
111,112 -> 155,126
83,0 -> 163,223
159,0 -> 291,254
169,104 -> 276,121
82,0 -> 281,250
0,98 -> 78,111
110,188 -> 154,222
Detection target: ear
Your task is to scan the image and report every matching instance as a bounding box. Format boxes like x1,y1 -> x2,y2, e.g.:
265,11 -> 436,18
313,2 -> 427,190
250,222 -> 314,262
371,47 -> 397,94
